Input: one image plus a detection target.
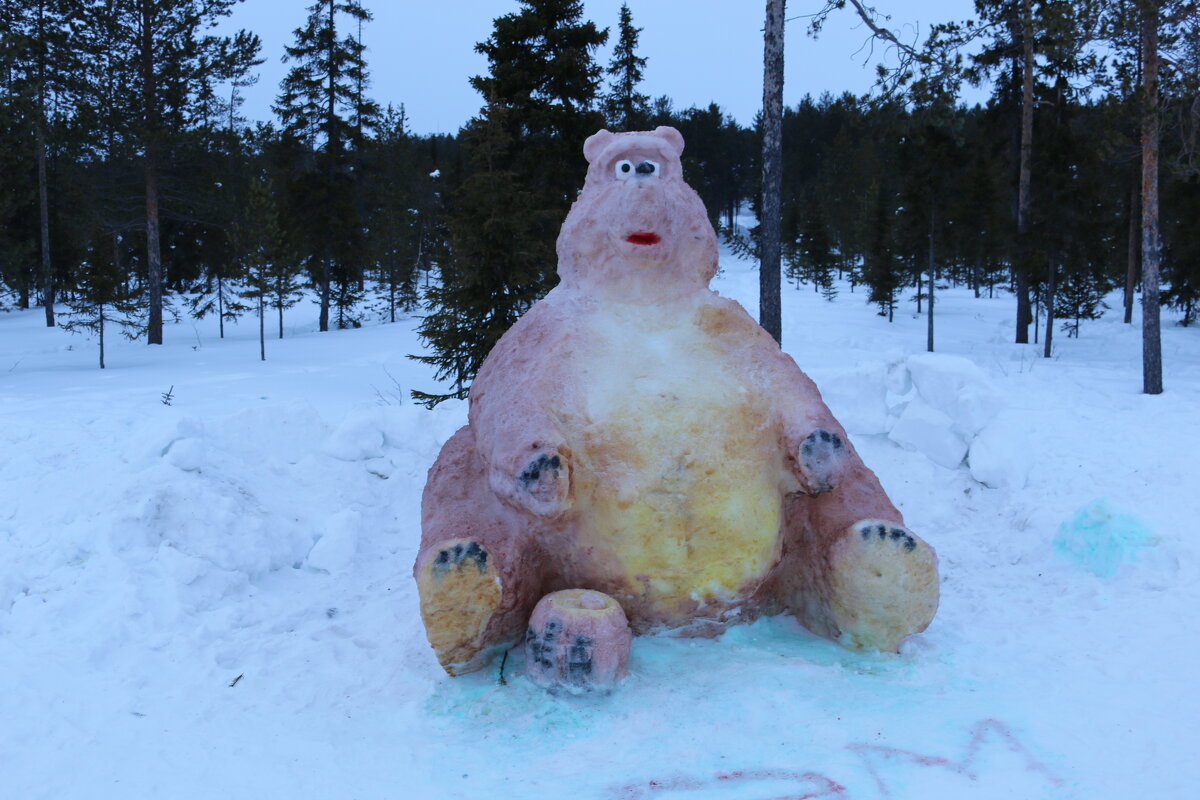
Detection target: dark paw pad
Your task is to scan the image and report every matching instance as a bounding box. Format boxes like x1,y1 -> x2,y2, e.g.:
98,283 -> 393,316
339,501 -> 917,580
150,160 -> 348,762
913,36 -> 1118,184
859,523 -> 917,552
431,541 -> 489,577
519,453 -> 566,504
800,429 -> 846,493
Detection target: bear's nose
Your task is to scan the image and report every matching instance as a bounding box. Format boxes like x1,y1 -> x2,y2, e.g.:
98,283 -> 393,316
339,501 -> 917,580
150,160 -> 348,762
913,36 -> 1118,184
635,161 -> 656,175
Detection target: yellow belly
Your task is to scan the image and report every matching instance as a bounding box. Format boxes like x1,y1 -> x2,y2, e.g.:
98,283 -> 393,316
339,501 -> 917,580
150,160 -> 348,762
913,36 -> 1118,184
571,304 -> 784,617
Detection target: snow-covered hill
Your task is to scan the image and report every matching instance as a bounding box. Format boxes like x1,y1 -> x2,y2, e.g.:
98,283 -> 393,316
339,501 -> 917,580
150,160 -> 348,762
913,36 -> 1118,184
2,251 -> 1196,799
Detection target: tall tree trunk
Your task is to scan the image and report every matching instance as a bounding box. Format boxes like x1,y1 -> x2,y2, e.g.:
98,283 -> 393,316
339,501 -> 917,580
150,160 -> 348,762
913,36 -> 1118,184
927,206 -> 936,353
759,0 -> 785,344
1044,247 -> 1056,358
1140,3 -> 1163,395
36,123 -> 54,327
217,272 -> 225,338
319,0 -> 337,333
259,294 -> 265,361
1125,171 -> 1141,324
1015,0 -> 1036,344
145,153 -> 164,344
99,302 -> 106,369
33,0 -> 55,327
141,0 -> 164,345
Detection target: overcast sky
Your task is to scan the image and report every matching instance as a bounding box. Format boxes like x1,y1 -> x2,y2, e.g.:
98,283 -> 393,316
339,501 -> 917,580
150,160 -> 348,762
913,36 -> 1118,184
220,1 -> 982,137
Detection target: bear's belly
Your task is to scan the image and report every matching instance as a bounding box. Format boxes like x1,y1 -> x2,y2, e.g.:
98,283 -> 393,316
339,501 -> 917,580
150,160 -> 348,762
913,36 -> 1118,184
567,308 -> 784,626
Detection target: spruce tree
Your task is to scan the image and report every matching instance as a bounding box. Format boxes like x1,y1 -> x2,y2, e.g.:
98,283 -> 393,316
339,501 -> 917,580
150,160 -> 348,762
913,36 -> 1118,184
413,0 -> 607,406
864,181 -> 901,321
274,0 -> 379,332
788,204 -> 837,299
603,3 -> 650,131
59,233 -> 144,369
239,172 -> 303,350
364,104 -> 423,322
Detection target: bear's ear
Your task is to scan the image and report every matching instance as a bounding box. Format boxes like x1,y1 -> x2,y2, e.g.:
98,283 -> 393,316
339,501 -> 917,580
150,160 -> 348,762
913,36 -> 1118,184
583,129 -> 615,164
653,126 -> 685,158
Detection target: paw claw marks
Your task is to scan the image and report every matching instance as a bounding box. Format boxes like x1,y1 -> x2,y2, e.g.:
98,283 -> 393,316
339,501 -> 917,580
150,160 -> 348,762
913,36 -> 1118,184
431,540 -> 488,577
526,618 -> 596,688
800,428 -> 846,494
526,619 -> 559,670
859,523 -> 917,552
518,452 -> 569,510
519,453 -> 562,485
418,539 -> 502,674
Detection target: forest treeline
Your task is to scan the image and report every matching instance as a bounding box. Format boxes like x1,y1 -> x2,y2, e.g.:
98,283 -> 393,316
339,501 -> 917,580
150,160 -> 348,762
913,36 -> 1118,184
1,0 -> 1198,395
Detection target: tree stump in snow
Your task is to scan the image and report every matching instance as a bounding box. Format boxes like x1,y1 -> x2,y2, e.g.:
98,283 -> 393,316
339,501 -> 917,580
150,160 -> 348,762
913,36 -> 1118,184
525,589 -> 631,694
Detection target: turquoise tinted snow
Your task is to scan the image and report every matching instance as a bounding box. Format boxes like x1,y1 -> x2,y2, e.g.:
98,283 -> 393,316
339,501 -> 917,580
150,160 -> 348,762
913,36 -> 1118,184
1052,498 -> 1157,578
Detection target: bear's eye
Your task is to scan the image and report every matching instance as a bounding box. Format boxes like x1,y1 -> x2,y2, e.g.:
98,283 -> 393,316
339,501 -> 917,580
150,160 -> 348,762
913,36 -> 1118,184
614,160 -> 634,179
635,160 -> 660,176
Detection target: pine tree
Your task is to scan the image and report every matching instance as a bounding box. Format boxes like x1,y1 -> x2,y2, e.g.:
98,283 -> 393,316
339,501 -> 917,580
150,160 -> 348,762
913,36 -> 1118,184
274,0 -> 379,332
0,14 -> 37,308
967,1 -> 1106,343
413,0 -> 607,406
1054,268 -> 1110,337
603,3 -> 649,131
864,181 -> 901,321
81,0 -> 261,345
760,0 -> 786,344
412,111 -> 546,407
3,0 -> 83,327
787,203 -> 837,299
239,172 -> 303,353
364,104 -> 423,322
59,233 -> 144,368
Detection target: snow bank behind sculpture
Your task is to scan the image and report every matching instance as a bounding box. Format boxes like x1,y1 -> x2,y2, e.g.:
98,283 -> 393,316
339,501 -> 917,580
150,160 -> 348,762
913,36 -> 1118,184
813,352 -> 1024,485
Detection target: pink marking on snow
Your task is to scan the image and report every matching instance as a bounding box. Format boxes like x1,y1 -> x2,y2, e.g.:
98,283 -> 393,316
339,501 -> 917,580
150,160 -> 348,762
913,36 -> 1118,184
846,718 -> 1065,797
611,770 -> 845,799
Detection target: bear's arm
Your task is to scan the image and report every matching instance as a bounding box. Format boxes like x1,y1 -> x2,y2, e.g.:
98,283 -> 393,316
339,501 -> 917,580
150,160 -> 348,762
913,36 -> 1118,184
698,297 -> 851,489
468,299 -> 582,515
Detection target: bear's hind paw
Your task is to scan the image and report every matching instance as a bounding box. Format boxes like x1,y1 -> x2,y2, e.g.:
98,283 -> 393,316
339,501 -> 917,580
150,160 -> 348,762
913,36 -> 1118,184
417,538 -> 503,675
824,520 -> 939,652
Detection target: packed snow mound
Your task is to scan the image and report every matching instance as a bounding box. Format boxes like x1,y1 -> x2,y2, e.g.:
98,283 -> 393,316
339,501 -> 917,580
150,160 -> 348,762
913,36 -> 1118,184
888,397 -> 969,469
889,353 -> 1003,469
814,353 -> 1006,473
905,353 -> 1003,437
968,410 -> 1033,489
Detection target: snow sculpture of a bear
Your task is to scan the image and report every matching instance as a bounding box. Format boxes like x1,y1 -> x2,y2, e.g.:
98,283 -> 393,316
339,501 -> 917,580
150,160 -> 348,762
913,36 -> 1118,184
414,126 -> 939,680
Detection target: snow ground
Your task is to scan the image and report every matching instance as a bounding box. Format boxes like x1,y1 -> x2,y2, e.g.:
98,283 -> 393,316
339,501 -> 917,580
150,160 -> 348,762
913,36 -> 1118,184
2,251 -> 1198,800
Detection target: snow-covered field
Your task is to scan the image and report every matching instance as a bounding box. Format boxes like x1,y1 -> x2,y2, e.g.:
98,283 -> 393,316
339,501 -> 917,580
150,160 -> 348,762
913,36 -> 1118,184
2,250 -> 1197,799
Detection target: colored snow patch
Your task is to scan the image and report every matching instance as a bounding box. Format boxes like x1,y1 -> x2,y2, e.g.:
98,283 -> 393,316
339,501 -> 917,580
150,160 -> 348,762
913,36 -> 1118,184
1052,498 -> 1159,578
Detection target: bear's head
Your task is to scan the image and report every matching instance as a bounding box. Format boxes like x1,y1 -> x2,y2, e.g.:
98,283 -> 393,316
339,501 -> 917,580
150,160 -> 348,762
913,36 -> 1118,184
556,127 -> 719,301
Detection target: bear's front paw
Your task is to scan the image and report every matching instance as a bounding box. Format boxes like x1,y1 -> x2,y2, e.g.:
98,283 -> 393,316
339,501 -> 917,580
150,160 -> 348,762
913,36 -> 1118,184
796,429 -> 847,494
515,451 -> 571,516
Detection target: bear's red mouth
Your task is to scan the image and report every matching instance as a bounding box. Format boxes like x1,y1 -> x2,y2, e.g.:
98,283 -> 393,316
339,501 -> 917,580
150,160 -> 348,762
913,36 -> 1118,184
625,231 -> 661,246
